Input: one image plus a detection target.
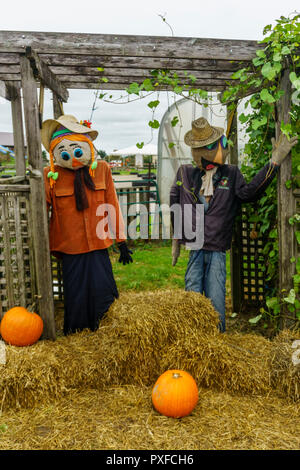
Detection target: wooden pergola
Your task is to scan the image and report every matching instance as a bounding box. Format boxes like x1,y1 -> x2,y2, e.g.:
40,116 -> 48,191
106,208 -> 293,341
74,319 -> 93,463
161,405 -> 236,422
0,31 -> 296,339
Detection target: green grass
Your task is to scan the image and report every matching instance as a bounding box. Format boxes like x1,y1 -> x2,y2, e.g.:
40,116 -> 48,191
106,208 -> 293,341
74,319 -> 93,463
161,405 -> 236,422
110,241 -> 231,292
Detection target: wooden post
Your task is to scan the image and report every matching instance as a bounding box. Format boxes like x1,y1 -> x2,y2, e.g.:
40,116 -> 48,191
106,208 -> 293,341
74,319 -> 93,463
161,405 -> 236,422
20,54 -> 56,340
52,92 -> 63,119
276,65 -> 296,329
227,104 -> 242,313
9,83 -> 26,176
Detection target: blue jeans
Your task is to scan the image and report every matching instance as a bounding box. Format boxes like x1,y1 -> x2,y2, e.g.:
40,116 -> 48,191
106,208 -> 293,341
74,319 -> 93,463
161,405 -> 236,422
185,249 -> 226,332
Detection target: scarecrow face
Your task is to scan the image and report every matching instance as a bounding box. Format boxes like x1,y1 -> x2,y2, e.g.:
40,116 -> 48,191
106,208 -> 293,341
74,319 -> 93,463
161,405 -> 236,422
192,136 -> 230,169
53,138 -> 92,170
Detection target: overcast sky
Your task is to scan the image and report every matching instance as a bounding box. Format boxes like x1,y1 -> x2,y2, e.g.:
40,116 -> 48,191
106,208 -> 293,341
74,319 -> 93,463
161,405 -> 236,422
0,0 -> 299,153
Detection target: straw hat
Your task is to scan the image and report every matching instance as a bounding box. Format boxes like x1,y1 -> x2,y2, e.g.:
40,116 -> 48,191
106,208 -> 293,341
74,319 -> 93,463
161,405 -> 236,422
184,117 -> 223,148
41,115 -> 98,151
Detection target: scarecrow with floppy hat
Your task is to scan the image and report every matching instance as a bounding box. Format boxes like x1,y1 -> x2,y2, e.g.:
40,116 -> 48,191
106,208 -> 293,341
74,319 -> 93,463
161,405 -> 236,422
170,117 -> 298,332
41,115 -> 133,335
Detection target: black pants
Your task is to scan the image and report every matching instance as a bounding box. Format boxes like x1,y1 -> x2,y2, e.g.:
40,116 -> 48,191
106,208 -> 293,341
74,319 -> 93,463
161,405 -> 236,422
61,249 -> 118,335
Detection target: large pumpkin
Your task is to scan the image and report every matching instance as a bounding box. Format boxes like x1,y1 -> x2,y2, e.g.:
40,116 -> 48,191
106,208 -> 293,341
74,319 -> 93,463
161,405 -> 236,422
0,307 -> 43,346
152,369 -> 198,418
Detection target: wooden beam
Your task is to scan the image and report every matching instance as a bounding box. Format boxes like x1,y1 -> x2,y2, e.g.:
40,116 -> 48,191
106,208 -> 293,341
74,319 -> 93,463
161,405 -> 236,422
0,31 -> 262,61
20,53 -> 56,340
10,82 -> 26,176
276,65 -> 296,329
40,54 -> 248,72
24,47 -> 69,102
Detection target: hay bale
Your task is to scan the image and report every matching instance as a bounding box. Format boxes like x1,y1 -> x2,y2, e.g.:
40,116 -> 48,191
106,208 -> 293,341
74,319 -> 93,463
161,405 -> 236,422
160,331 -> 272,396
0,289 -> 299,410
269,329 -> 300,401
0,290 -> 220,409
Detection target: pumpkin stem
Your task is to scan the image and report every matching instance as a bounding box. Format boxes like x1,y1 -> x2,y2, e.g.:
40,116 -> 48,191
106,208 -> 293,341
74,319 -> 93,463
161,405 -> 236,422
172,373 -> 182,379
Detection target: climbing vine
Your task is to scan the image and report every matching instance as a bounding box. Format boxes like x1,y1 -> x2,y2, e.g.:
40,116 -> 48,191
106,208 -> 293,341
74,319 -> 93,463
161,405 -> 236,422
96,13 -> 300,328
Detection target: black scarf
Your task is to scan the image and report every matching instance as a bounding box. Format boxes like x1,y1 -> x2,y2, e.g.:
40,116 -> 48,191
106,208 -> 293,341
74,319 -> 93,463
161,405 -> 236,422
74,166 -> 96,211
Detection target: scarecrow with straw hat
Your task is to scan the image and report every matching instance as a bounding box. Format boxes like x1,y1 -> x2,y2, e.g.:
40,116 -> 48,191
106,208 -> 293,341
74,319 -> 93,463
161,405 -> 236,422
41,115 -> 133,335
170,117 -> 298,332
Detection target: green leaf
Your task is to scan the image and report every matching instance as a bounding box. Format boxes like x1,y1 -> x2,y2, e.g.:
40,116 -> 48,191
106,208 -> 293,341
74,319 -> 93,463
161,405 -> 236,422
296,231 -> 300,245
239,113 -> 249,124
168,142 -> 175,149
260,88 -> 276,103
142,78 -> 155,92
97,67 -> 104,72
176,180 -> 183,186
171,116 -> 179,127
252,116 -> 267,130
283,289 -> 296,304
147,100 -> 160,109
285,179 -> 292,189
249,314 -> 262,324
273,52 -> 282,62
256,49 -> 266,58
126,82 -> 141,95
101,77 -> 109,83
281,45 -> 291,55
289,72 -> 300,90
148,119 -> 160,129
266,297 -> 281,314
261,62 -> 278,80
252,57 -> 264,67
136,142 -> 144,149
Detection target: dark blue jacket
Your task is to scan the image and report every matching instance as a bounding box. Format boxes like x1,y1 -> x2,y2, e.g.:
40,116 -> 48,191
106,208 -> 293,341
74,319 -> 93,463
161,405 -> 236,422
169,162 -> 278,252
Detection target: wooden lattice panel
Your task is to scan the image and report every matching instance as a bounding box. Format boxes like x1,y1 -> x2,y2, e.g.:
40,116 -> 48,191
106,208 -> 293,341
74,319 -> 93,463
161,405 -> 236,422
0,186 -> 36,317
239,207 -> 270,310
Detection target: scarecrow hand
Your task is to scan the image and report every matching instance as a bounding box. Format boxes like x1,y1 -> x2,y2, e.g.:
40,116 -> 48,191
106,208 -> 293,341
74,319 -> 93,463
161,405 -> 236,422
117,242 -> 133,265
271,133 -> 298,166
172,239 -> 181,267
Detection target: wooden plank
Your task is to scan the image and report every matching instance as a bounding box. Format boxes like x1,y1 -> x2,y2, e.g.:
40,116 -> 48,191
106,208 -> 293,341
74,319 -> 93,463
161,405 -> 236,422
24,47 -> 69,102
0,31 -> 261,61
20,54 -> 56,340
0,57 -> 248,73
46,66 -> 236,80
0,73 -> 233,90
10,83 -> 26,176
0,184 -> 30,192
40,54 -> 247,72
0,176 -> 27,185
275,65 -> 296,329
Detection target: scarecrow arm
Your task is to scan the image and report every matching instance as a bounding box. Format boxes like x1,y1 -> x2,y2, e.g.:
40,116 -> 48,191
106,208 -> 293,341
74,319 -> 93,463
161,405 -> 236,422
234,162 -> 279,203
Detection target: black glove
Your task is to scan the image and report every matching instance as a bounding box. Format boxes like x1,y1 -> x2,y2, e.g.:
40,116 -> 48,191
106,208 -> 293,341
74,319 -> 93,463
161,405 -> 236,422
117,242 -> 133,265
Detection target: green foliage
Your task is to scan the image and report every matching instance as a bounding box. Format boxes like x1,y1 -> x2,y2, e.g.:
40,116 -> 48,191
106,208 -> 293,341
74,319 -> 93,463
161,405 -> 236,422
231,14 -> 300,328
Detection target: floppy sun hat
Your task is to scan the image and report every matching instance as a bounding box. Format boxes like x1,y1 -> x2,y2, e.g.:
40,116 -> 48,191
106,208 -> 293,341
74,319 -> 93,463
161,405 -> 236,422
41,115 -> 98,151
184,117 -> 224,148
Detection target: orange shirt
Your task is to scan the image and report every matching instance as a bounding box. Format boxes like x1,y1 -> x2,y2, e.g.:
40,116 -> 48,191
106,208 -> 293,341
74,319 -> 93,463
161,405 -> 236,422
43,160 -> 126,255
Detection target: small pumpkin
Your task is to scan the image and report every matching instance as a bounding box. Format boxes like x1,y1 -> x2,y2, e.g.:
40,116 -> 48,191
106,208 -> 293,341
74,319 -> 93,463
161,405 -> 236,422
152,369 -> 198,418
0,307 -> 43,347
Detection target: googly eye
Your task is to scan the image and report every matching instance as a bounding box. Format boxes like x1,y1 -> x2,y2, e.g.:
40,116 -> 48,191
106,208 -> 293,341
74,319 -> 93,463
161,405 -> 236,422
74,148 -> 83,158
61,151 -> 71,161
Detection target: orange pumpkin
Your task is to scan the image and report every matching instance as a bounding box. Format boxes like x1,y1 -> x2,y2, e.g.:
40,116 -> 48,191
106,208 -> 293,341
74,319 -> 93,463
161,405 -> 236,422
0,307 -> 43,347
152,369 -> 198,418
